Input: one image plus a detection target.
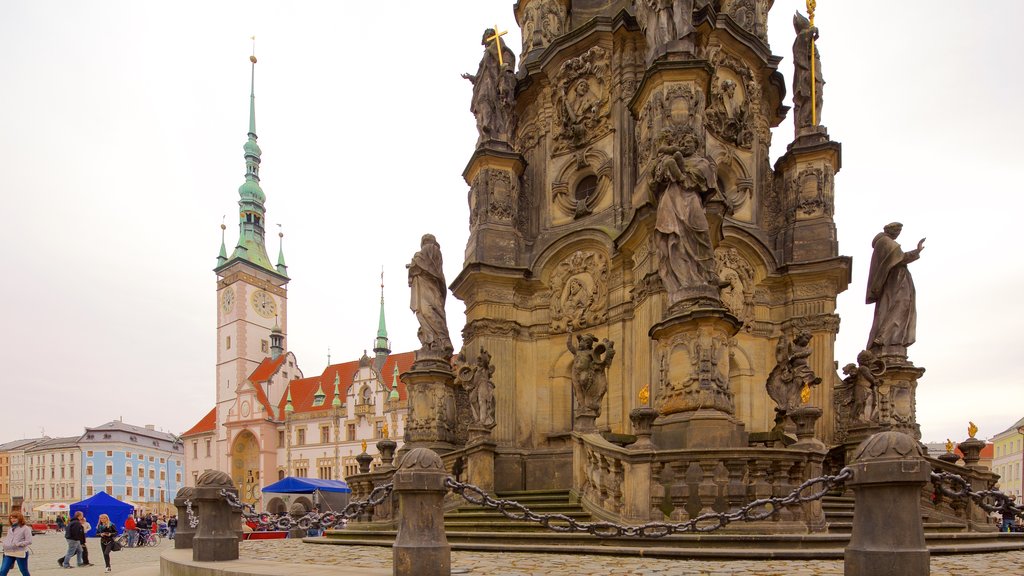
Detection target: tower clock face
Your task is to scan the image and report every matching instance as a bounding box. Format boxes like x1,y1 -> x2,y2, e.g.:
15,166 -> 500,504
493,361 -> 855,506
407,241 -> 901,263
250,289 -> 277,318
221,287 -> 235,313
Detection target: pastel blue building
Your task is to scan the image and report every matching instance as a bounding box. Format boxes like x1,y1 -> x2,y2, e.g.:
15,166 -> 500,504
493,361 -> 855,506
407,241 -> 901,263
79,421 -> 183,516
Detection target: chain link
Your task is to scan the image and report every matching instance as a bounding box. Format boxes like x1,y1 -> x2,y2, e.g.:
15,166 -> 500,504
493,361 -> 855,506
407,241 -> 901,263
930,470 -> 1024,521
184,499 -> 199,529
445,468 -> 852,538
216,484 -> 394,532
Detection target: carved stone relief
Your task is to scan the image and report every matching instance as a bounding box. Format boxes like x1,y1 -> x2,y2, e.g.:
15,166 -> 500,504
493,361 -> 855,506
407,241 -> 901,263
705,50 -> 757,150
721,0 -> 769,42
520,0 -> 567,61
656,327 -> 735,416
550,148 -> 613,220
553,46 -> 611,155
635,83 -> 707,176
714,247 -> 755,329
468,168 -> 523,229
549,250 -> 610,332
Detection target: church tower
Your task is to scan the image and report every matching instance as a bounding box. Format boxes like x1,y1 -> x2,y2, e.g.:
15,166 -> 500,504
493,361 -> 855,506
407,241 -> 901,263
213,51 -> 290,456
372,271 -> 391,376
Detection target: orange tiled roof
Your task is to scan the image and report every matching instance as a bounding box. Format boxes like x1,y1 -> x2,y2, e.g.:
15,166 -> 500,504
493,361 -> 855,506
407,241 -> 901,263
277,351 -> 416,415
954,442 -> 995,459
249,355 -> 288,384
182,407 -> 216,437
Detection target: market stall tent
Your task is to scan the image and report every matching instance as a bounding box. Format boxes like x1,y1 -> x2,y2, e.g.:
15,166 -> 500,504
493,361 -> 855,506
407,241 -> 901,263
69,491 -> 135,537
262,477 -> 350,512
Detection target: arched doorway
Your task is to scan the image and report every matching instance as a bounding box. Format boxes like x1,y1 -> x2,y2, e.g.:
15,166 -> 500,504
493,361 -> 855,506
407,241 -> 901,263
231,431 -> 261,507
265,497 -> 287,514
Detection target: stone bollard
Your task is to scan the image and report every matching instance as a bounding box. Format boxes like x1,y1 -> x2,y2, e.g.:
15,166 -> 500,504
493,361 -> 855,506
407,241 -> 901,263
393,447 -> 450,576
173,487 -> 196,549
377,438 -> 398,469
287,502 -> 308,540
192,470 -> 241,562
844,431 -> 930,576
357,450 -> 374,474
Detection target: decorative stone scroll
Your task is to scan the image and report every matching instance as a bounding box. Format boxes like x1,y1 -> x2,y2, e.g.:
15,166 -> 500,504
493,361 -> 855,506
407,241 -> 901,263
519,0 -> 567,60
549,250 -> 609,332
553,46 -> 611,155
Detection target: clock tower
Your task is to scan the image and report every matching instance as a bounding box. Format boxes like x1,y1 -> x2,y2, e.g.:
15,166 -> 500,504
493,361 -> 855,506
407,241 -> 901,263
212,52 -> 290,464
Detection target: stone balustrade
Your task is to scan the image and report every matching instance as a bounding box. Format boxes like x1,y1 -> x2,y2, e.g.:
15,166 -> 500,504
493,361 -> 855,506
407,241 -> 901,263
921,455 -> 1000,532
574,432 -> 827,532
344,469 -> 396,523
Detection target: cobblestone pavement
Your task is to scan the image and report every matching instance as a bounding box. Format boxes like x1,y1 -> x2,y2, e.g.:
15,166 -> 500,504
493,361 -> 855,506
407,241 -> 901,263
241,540 -> 1024,575
20,533 -> 1024,575
24,532 -> 166,575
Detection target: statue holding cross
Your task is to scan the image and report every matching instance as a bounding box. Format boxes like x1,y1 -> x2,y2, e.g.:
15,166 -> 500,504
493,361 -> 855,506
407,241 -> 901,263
462,26 -> 517,147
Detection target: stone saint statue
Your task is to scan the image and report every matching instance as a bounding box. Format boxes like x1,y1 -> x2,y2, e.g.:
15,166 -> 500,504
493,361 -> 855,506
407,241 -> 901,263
462,28 -> 516,147
651,126 -> 719,305
792,11 -> 824,133
457,347 -> 496,429
408,234 -> 454,358
567,332 -> 615,422
865,222 -> 925,356
766,330 -> 822,415
842,349 -> 885,423
634,0 -> 699,65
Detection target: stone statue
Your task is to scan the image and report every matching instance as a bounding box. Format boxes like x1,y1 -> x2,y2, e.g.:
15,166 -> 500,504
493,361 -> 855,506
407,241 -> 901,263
456,347 -> 496,429
766,330 -> 822,415
462,28 -> 516,147
792,11 -> 824,133
567,332 -> 616,422
842,349 -> 885,423
651,126 -> 719,305
865,222 -> 925,356
408,234 -> 454,358
634,0 -> 698,65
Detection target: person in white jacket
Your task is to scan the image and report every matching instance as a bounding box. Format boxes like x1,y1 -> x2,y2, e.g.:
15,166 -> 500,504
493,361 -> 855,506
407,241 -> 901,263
0,511 -> 33,576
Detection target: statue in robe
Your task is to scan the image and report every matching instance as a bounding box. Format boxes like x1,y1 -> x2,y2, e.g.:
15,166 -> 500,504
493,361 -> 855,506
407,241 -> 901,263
567,332 -> 615,419
865,222 -> 925,357
634,0 -> 700,65
408,234 -> 454,359
462,28 -> 517,147
792,11 -> 824,133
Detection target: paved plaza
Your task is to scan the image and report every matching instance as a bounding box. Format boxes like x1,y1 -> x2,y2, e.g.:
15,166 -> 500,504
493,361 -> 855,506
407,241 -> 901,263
19,533 -> 1024,575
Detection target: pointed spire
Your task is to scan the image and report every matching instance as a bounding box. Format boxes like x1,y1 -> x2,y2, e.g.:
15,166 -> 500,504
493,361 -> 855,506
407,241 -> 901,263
312,381 -> 326,406
217,221 -> 228,266
276,225 -> 288,275
270,316 -> 283,359
389,364 -> 400,401
284,386 -> 294,414
373,268 -> 390,355
331,372 -> 342,408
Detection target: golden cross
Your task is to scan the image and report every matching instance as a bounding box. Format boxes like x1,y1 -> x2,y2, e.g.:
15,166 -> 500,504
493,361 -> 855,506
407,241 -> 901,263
806,0 -> 817,126
486,25 -> 508,67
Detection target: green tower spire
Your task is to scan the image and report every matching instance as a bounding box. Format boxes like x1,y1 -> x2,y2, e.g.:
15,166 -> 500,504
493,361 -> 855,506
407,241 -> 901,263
284,386 -> 294,414
389,364 -> 400,401
276,227 -> 288,276
219,46 -> 283,277
217,222 -> 228,266
331,373 -> 342,408
373,268 -> 390,355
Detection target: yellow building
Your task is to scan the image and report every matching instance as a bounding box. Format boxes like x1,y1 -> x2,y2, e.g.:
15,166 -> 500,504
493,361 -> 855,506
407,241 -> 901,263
991,417 -> 1024,498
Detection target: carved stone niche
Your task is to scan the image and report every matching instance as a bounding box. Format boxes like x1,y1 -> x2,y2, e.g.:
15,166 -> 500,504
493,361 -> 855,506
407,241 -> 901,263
550,148 -> 613,223
704,49 -> 758,151
714,247 -> 755,330
549,249 -> 609,333
469,167 -> 521,227
634,82 -> 707,180
552,46 -> 611,156
721,0 -> 770,43
516,0 -> 568,63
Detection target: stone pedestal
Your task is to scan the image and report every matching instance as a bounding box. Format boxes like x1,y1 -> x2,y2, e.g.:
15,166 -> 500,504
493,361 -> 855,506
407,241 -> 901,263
844,431 -> 930,576
466,437 -> 497,493
788,406 -> 827,532
356,451 -> 373,474
462,146 -> 525,267
192,471 -> 241,562
287,503 -> 308,540
172,487 -> 196,549
650,307 -> 747,449
958,436 -> 985,469
376,438 -> 398,470
393,448 -> 451,576
628,407 -> 658,450
402,361 -> 459,453
874,360 -> 925,441
775,134 -> 841,265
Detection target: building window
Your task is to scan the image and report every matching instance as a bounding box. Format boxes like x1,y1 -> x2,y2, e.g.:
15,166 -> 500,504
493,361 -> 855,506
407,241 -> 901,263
149,469 -> 155,480
86,464 -> 93,476
86,485 -> 93,496
347,424 -> 356,442
126,486 -> 133,497
160,470 -> 166,481
105,464 -> 113,475
106,451 -> 113,457
86,451 -> 93,457
226,336 -> 231,350
176,472 -> 181,483
375,421 -> 384,439
105,484 -> 113,495
149,456 -> 154,462
278,470 -> 285,480
261,339 -> 269,353
296,428 -> 306,446
318,466 -> 331,479
192,441 -> 198,458
160,458 -> 165,464
278,431 -> 284,447
205,439 -> 211,457
138,467 -> 144,478
295,467 -> 307,477
126,464 -> 132,476
320,426 -> 330,444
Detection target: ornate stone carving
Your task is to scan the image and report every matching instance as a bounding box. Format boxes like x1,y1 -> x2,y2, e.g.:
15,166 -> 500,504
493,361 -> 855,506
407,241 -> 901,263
765,330 -> 822,417
835,350 -> 886,428
488,170 -> 518,222
789,313 -> 841,333
549,250 -> 609,333
567,333 -> 616,431
792,12 -> 824,135
520,0 -> 567,59
650,125 -> 720,307
866,222 -> 925,361
550,148 -> 613,219
462,318 -> 525,341
788,165 -> 831,217
455,347 -> 497,429
705,49 -> 758,150
553,46 -> 611,154
463,29 -> 517,147
714,247 -> 754,328
721,0 -> 769,42
634,0 -> 698,65
656,327 -> 735,415
408,234 -> 454,361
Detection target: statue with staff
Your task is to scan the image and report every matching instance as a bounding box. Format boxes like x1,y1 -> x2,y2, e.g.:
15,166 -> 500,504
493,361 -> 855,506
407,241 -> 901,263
793,1 -> 824,134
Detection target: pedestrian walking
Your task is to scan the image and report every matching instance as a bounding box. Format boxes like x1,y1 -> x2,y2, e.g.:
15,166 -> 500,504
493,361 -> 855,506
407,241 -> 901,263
96,514 -> 118,573
123,515 -> 137,548
62,512 -> 85,568
167,516 -> 177,540
0,511 -> 32,576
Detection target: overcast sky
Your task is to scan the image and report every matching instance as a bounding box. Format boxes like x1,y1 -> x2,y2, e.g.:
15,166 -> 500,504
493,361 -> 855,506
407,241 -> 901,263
2,1 -> 1021,446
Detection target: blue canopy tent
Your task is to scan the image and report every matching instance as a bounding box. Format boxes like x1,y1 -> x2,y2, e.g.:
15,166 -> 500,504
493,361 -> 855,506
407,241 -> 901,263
262,477 -> 350,513
69,491 -> 134,537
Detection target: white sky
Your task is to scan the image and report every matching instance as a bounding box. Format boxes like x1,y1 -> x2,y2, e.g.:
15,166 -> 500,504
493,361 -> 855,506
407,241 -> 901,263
2,1 -> 1021,446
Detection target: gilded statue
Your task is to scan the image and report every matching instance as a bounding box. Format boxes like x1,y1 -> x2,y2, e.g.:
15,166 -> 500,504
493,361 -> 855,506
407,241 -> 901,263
462,28 -> 516,147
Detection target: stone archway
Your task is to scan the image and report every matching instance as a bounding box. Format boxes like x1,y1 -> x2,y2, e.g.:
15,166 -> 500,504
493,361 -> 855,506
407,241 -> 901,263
265,497 -> 287,514
231,430 -> 261,507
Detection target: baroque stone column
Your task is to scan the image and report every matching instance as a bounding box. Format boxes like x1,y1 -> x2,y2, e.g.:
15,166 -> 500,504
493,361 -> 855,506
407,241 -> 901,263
463,146 -> 525,267
402,359 -> 459,454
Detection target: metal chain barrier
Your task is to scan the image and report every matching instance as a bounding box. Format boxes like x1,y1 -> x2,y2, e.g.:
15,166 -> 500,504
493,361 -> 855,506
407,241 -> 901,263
445,468 -> 852,538
930,470 -> 1024,521
184,499 -> 199,528
217,483 -> 394,531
